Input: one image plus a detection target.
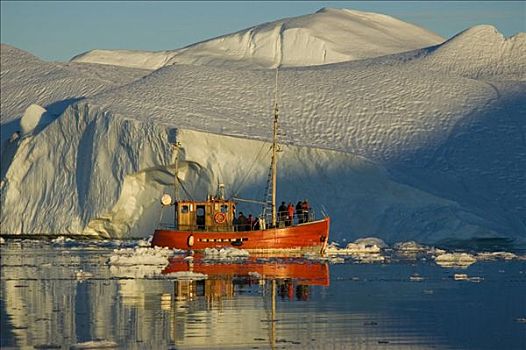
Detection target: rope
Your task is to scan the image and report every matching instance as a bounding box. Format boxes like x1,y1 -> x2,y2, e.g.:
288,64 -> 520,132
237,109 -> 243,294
231,142 -> 271,197
177,178 -> 194,201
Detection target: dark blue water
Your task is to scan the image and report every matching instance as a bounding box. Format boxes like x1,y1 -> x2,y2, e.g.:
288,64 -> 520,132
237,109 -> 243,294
1,240 -> 525,349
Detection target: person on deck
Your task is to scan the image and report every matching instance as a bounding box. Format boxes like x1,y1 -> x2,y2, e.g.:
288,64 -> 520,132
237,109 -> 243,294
302,200 -> 310,223
278,201 -> 287,226
237,212 -> 247,231
286,203 -> 294,226
296,201 -> 304,224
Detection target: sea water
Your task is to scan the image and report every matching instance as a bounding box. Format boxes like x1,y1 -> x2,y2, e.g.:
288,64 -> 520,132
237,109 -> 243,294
1,239 -> 525,349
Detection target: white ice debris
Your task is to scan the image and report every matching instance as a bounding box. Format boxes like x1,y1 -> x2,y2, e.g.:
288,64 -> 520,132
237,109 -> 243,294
162,271 -> 207,280
476,251 -> 517,261
434,253 -> 477,268
394,241 -> 428,253
70,340 -> 118,349
453,273 -> 469,281
453,273 -> 484,282
0,237 -> 5,244
203,247 -> 249,259
327,238 -> 385,255
410,274 -> 425,282
326,239 -> 385,263
108,246 -> 177,266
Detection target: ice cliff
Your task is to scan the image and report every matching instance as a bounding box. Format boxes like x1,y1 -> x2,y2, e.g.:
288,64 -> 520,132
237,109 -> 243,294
1,8 -> 525,247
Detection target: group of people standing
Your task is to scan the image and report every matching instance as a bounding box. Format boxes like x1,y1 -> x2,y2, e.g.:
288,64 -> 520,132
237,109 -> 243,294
234,212 -> 258,231
233,199 -> 312,231
278,200 -> 311,226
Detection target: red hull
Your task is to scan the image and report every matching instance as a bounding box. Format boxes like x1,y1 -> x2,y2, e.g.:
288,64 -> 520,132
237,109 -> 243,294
152,217 -> 330,255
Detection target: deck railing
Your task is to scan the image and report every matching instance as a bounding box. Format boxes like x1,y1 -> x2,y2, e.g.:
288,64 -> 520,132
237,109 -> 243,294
158,210 -> 316,232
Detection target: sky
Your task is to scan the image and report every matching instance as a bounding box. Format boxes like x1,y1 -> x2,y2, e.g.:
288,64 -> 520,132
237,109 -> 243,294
1,1 -> 525,62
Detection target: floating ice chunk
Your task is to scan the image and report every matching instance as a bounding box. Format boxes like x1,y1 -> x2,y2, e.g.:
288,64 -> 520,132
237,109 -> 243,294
326,239 -> 383,255
410,274 -> 424,282
304,251 -> 345,264
0,237 -> 5,244
110,264 -> 166,279
435,253 -> 476,268
353,254 -> 385,263
70,340 -> 118,349
476,251 -> 517,261
326,239 -> 385,263
353,237 -> 388,249
394,241 -> 428,252
162,271 -> 207,280
136,237 -> 153,247
454,273 -> 469,281
108,246 -> 177,266
203,247 -> 249,259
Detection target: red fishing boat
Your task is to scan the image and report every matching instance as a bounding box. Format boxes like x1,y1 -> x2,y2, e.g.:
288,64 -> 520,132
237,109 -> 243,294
151,70 -> 330,254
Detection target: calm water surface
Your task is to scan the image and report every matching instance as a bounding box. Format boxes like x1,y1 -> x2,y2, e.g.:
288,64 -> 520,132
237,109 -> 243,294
1,240 -> 525,349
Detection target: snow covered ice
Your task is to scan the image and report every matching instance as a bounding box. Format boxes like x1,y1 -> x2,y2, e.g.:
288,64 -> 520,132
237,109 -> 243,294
71,8 -> 444,70
1,8 -> 525,249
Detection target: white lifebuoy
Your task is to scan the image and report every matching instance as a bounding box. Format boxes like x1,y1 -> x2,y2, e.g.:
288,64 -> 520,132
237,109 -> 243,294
160,193 -> 172,206
214,212 -> 226,224
187,235 -> 194,247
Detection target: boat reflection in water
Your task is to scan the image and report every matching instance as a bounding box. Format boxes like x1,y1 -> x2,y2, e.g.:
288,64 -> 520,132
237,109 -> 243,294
163,255 -> 329,301
161,255 -> 329,349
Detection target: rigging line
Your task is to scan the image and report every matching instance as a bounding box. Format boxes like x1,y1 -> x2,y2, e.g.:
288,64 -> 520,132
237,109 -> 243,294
231,142 -> 271,197
177,178 -> 194,201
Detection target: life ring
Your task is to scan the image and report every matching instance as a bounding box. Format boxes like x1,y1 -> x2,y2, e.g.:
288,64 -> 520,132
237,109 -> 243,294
214,212 -> 226,224
187,235 -> 194,247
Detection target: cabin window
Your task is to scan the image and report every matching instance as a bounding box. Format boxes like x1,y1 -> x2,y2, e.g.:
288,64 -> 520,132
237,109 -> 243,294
221,205 -> 228,213
196,207 -> 205,216
181,205 -> 189,214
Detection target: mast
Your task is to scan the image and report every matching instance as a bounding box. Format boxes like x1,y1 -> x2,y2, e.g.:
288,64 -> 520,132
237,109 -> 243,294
173,142 -> 181,227
271,69 -> 279,227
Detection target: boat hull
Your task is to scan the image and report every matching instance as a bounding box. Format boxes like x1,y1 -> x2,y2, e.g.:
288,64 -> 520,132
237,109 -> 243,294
152,217 -> 330,255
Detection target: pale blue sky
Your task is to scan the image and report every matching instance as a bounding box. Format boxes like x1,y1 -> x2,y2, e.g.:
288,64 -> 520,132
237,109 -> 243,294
1,1 -> 525,62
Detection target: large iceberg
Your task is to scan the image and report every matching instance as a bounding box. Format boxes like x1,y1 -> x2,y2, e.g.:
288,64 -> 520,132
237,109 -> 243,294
1,9 -> 525,247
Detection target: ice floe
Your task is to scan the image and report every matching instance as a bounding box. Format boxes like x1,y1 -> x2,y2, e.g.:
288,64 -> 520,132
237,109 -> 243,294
475,251 -> 517,261
161,271 -> 208,280
108,246 -> 179,266
434,252 -> 477,268
325,239 -> 385,263
203,247 -> 249,260
70,340 -> 118,349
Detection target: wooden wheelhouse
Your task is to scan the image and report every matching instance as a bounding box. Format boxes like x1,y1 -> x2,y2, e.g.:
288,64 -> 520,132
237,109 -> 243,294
175,199 -> 236,232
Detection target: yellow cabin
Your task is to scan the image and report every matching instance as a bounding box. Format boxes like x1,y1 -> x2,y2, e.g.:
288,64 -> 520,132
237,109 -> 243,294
176,199 -> 236,232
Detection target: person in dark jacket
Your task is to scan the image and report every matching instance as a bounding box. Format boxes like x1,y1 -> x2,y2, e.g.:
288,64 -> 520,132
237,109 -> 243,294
301,200 -> 310,223
296,201 -> 304,224
237,212 -> 247,231
278,201 -> 287,226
